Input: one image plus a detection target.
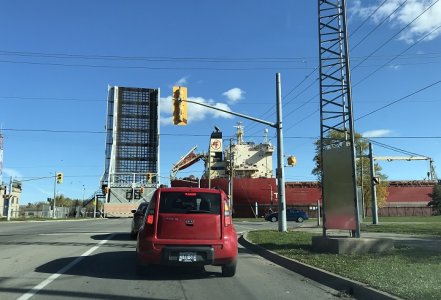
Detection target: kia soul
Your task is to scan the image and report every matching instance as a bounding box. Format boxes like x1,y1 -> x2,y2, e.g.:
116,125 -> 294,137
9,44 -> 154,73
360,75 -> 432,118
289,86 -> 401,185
136,187 -> 238,277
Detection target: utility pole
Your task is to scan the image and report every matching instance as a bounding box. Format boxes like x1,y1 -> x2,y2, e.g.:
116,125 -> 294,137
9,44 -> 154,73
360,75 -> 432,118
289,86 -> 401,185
369,143 -> 379,225
276,73 -> 287,232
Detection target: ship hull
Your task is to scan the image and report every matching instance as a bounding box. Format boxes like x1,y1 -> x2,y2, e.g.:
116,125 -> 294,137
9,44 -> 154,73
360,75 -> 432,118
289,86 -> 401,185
171,178 -> 277,217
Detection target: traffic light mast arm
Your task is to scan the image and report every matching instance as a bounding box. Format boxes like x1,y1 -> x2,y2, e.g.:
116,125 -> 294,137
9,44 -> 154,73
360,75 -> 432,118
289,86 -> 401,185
182,99 -> 276,128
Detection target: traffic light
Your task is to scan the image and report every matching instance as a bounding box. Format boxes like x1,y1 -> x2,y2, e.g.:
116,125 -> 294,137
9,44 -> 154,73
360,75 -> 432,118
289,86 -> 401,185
56,172 -> 63,184
172,86 -> 188,125
146,173 -> 153,183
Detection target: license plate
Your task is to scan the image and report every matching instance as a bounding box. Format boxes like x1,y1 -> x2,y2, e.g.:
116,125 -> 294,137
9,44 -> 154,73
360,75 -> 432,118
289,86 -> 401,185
178,252 -> 197,262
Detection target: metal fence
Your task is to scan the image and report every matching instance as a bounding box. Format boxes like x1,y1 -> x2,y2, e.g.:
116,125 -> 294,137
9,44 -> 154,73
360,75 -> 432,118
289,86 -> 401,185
15,205 -> 74,219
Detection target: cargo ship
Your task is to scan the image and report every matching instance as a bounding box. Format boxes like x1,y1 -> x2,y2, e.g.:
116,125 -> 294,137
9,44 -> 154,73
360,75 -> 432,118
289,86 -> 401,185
170,124 -> 438,218
170,124 -> 277,217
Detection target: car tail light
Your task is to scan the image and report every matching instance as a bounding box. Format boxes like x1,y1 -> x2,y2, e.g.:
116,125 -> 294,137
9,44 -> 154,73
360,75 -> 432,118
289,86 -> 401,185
146,214 -> 154,225
224,201 -> 232,226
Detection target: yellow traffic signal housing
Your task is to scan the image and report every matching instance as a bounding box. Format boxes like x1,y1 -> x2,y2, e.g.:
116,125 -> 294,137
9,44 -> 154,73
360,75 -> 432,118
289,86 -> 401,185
287,156 -> 297,166
56,172 -> 64,184
146,173 -> 153,183
172,86 -> 188,125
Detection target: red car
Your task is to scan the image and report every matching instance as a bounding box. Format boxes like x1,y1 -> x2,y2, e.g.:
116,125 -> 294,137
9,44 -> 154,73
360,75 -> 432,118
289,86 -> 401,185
136,187 -> 238,277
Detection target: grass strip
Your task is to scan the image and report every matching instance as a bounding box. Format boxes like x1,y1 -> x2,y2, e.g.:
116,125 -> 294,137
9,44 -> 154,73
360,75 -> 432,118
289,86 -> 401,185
361,222 -> 441,236
247,230 -> 441,300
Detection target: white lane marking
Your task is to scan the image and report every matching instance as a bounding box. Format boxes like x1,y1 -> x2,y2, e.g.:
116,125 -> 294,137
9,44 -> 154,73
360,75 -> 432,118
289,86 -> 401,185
17,234 -> 115,300
39,233 -> 111,236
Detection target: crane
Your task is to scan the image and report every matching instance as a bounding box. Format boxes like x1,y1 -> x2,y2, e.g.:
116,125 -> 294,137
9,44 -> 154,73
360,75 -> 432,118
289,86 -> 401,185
170,146 -> 206,179
374,156 -> 438,181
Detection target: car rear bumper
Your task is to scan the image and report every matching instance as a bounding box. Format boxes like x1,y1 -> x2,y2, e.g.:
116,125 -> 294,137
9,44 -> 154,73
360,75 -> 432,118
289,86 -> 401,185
137,238 -> 237,266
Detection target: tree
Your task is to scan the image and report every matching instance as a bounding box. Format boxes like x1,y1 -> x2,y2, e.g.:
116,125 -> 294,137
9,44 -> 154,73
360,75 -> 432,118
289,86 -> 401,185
312,130 -> 389,214
427,183 -> 441,215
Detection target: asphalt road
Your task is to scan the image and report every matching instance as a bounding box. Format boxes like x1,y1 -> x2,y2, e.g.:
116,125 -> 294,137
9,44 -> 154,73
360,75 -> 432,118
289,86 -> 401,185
0,219 -> 348,300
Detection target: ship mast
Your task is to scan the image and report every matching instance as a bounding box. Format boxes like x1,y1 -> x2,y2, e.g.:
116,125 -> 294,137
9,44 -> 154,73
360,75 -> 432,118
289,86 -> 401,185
234,122 -> 244,145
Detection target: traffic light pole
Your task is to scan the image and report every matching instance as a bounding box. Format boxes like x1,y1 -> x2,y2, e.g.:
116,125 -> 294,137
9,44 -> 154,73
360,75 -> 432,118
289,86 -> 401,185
178,73 -> 287,232
53,172 -> 57,219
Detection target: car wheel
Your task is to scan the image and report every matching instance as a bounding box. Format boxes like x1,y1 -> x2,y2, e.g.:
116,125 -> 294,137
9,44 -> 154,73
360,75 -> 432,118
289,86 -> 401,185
297,216 -> 304,223
221,260 -> 237,277
271,216 -> 277,222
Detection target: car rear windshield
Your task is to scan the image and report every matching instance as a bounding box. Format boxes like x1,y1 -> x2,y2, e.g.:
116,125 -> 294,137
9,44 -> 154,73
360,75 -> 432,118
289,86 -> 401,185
159,191 -> 221,214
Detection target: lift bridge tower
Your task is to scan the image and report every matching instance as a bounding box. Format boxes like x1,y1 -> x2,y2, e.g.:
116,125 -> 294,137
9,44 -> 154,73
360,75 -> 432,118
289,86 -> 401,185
101,86 -> 160,217
318,0 -> 360,237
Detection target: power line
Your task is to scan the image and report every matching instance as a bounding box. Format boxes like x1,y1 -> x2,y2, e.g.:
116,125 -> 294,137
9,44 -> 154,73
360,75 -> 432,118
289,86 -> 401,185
0,59 -> 311,71
2,128 -> 105,134
275,1 -> 440,133
246,2 -> 412,135
367,139 -> 428,157
352,0 -> 440,72
354,22 -> 441,87
351,0 -> 408,52
0,50 -> 309,63
2,126 -> 440,139
349,0 -> 390,38
0,96 -> 104,102
356,79 -> 441,121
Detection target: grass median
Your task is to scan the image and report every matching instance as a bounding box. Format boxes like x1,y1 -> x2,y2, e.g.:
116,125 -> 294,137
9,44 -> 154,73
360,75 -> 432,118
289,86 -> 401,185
247,220 -> 441,300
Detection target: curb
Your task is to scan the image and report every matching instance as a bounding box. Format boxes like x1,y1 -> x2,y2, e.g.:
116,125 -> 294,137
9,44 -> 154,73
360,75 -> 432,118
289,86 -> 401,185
238,232 -> 402,300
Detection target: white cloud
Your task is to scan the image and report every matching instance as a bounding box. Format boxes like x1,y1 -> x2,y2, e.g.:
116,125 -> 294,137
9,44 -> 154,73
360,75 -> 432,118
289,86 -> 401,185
351,0 -> 441,43
362,129 -> 394,138
159,96 -> 233,125
222,88 -> 245,104
175,76 -> 188,86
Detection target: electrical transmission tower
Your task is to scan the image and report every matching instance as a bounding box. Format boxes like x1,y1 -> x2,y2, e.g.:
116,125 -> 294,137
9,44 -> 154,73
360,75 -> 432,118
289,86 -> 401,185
318,0 -> 360,237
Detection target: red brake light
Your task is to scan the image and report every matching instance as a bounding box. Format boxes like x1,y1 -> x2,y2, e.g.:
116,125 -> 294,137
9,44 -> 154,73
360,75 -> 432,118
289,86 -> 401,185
146,214 -> 154,225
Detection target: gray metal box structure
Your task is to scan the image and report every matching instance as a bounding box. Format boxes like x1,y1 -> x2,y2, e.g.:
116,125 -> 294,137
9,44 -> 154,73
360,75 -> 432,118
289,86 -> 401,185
101,86 -> 160,217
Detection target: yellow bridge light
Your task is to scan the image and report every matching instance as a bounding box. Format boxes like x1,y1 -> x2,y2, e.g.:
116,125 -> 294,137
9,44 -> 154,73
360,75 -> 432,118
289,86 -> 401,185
287,156 -> 297,166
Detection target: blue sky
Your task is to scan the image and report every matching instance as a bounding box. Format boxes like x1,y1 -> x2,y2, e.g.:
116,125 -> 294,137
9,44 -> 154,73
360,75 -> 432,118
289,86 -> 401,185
1,0 -> 440,204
